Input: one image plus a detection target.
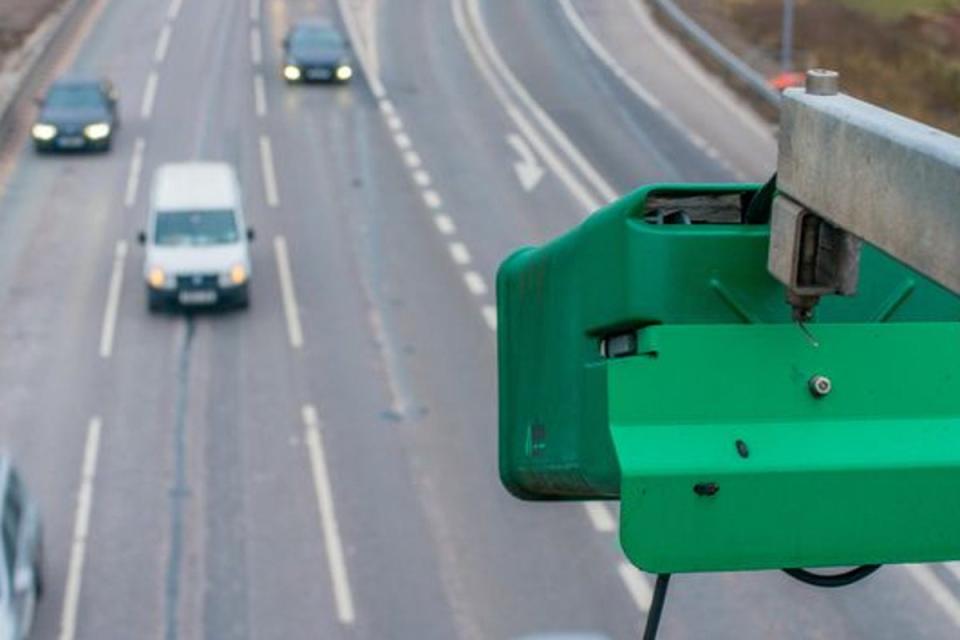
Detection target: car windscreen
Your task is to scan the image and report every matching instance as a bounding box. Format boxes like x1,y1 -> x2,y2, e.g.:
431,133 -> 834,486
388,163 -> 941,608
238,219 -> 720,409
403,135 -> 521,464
45,85 -> 104,110
291,28 -> 343,51
154,210 -> 239,246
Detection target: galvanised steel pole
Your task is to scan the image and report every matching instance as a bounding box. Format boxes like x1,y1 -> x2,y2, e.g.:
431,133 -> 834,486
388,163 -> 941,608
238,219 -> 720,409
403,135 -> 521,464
781,0 -> 795,71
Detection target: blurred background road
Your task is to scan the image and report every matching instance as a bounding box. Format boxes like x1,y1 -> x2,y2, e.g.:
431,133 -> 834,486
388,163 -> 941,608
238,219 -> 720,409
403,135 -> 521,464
0,0 -> 958,638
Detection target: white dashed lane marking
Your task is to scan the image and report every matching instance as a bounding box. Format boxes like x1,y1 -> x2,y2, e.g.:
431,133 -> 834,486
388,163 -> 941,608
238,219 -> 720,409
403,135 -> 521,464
99,241 -> 128,359
140,71 -> 159,119
259,135 -> 280,207
617,563 -> 652,613
303,405 -> 356,625
448,242 -> 471,266
584,502 -> 617,533
412,170 -> 431,187
124,137 -> 145,208
403,151 -> 421,168
274,236 -> 305,349
250,27 -> 262,65
386,114 -> 403,131
463,271 -> 487,296
58,417 -> 103,640
422,190 -> 442,209
434,214 -> 456,235
154,24 -> 172,63
254,74 -> 267,117
482,305 -> 497,331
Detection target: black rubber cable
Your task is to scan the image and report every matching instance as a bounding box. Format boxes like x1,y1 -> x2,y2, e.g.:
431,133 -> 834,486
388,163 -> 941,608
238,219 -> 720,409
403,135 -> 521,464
642,573 -> 671,640
783,565 -> 882,588
743,173 -> 777,224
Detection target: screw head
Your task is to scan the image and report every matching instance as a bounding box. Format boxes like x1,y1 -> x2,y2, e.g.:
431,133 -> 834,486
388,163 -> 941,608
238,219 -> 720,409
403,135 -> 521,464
809,375 -> 832,398
806,69 -> 840,96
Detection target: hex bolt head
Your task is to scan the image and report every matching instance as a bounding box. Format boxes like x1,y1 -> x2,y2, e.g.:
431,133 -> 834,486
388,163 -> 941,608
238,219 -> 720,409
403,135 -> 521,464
809,375 -> 833,398
806,69 -> 840,96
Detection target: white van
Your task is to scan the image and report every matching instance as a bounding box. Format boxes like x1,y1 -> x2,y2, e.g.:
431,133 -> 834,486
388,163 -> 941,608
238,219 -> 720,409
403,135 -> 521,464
139,162 -> 253,311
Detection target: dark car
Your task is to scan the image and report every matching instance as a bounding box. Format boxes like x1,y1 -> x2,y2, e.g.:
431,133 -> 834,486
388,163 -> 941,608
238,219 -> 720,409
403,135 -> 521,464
32,75 -> 119,153
282,20 -> 353,84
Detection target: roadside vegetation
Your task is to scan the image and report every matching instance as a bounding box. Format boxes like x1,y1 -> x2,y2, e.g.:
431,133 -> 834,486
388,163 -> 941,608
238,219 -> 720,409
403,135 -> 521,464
0,0 -> 63,60
668,0 -> 960,135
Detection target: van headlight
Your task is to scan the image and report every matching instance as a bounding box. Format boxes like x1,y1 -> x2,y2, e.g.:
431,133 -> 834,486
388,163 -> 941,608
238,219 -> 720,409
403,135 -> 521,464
148,267 -> 168,289
283,65 -> 301,81
84,122 -> 111,140
221,264 -> 248,287
31,123 -> 57,141
336,65 -> 353,81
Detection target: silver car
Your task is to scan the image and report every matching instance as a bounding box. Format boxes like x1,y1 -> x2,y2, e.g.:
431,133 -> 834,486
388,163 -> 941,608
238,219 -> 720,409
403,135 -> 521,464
0,459 -> 43,639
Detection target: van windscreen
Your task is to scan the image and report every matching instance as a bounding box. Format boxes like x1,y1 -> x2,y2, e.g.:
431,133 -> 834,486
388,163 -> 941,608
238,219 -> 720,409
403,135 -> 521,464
154,210 -> 238,246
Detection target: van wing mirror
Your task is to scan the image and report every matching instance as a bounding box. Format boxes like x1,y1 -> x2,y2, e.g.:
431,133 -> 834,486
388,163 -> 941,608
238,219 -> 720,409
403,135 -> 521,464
137,231 -> 146,245
247,227 -> 255,241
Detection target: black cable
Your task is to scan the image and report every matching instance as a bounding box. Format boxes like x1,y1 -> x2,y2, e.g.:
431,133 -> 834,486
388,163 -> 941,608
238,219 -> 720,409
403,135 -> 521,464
783,565 -> 881,588
642,573 -> 671,640
743,173 -> 777,224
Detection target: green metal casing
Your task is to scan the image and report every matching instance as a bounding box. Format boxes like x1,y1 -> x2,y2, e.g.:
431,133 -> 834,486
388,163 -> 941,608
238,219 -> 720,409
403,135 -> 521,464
497,183 -> 960,572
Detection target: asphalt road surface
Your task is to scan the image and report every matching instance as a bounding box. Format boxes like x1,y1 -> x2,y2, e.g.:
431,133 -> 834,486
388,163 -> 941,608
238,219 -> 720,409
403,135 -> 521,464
0,0 -> 958,638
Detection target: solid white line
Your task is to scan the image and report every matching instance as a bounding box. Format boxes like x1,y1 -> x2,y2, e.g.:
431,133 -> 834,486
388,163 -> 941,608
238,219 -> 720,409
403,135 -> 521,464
99,241 -> 128,359
459,0 -> 617,206
58,417 -> 103,640
154,24 -> 172,63
259,135 -> 280,207
583,502 -> 617,533
617,563 -> 652,613
624,0 -> 774,143
434,214 -> 456,235
124,137 -> 145,208
452,0 -> 599,212
254,74 -> 267,117
904,565 -> 960,627
403,150 -> 421,169
559,0 -> 663,114
482,304 -> 497,331
334,0 -> 386,97
140,71 -> 158,119
386,114 -> 403,131
303,405 -> 356,625
463,271 -> 487,296
168,0 -> 182,20
249,0 -> 260,22
412,170 -> 431,187
250,27 -> 262,65
448,242 -> 471,266
422,190 -> 442,209
274,236 -> 304,349
393,132 -> 411,150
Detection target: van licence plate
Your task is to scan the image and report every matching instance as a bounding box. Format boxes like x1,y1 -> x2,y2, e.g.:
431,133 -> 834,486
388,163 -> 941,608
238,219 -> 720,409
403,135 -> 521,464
179,290 -> 217,305
306,68 -> 331,80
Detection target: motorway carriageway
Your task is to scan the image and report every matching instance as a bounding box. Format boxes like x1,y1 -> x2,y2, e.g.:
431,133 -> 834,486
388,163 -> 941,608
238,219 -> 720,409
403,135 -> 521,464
0,0 -> 957,638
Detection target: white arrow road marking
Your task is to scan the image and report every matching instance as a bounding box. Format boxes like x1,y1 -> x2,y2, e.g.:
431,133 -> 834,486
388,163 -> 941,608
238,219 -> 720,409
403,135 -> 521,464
507,133 -> 545,192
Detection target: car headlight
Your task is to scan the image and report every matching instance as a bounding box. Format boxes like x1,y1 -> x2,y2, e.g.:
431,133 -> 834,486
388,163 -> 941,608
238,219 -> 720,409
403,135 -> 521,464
283,65 -> 301,81
148,267 -> 167,289
84,122 -> 111,140
221,264 -> 247,287
31,123 -> 57,141
336,65 -> 353,81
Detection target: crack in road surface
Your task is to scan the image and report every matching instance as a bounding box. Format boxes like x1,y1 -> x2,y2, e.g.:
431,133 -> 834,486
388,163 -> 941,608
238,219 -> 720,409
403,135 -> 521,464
164,317 -> 194,640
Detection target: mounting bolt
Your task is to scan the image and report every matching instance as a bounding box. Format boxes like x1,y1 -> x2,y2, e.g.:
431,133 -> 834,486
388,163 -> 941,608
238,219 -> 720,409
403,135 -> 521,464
806,69 -> 839,96
809,375 -> 832,398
